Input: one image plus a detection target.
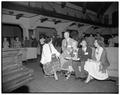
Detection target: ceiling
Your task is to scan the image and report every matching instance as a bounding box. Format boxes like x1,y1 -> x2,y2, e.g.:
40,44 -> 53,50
2,2 -> 113,18
2,2 -> 117,27
70,2 -> 113,15
2,8 -> 38,18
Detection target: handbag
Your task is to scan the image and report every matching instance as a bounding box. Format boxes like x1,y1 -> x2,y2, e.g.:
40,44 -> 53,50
49,44 -> 58,62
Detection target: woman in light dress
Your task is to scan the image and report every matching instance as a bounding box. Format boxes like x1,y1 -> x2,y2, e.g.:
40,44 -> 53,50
73,38 -> 92,80
84,38 -> 110,83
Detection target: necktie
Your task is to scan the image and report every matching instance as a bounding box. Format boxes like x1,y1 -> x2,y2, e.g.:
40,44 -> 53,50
66,40 -> 68,48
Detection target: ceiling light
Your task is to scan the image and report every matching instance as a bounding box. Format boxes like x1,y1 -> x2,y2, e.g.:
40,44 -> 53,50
41,18 -> 48,23
16,14 -> 23,19
69,22 -> 76,26
61,2 -> 66,8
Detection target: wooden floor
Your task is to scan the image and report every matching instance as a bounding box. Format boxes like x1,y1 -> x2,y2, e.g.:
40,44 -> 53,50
20,58 -> 119,93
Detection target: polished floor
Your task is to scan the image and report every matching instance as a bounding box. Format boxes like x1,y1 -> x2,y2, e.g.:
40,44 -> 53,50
21,57 -> 119,93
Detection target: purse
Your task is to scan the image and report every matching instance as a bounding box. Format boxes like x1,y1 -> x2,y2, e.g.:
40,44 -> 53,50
49,44 -> 59,62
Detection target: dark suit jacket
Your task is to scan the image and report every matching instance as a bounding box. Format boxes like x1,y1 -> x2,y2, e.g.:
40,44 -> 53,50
78,47 -> 92,62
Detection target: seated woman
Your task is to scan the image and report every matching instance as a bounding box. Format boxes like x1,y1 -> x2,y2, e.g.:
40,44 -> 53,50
60,32 -> 78,79
40,37 -> 61,80
84,38 -> 110,83
73,38 -> 92,80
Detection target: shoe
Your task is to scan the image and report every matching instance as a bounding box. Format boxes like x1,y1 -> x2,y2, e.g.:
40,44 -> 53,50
65,76 -> 70,80
44,75 -> 54,77
65,72 -> 70,76
75,77 -> 81,80
65,73 -> 71,80
81,77 -> 87,81
71,73 -> 75,76
85,78 -> 91,83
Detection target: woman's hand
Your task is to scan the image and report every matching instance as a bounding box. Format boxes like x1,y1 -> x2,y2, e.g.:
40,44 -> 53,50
99,64 -> 106,73
87,59 -> 92,62
99,64 -> 103,72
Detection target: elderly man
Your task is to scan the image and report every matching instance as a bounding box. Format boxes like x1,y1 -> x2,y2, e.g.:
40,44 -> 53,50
60,31 -> 78,79
86,34 -> 95,47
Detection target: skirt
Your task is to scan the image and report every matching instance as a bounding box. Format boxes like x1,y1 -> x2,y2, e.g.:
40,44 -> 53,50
59,52 -> 72,71
43,59 -> 61,75
84,60 -> 108,80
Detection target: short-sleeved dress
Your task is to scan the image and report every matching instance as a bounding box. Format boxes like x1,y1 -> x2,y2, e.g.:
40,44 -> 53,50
84,47 -> 109,80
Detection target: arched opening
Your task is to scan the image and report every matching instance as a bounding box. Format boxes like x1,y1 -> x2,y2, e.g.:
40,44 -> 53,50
35,26 -> 57,40
2,23 -> 23,46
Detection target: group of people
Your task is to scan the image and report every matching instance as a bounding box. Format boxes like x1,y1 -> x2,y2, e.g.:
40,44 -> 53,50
83,33 -> 118,47
2,35 -> 39,49
80,33 -> 104,47
3,37 -> 22,49
23,36 -> 38,48
108,35 -> 118,47
40,31 -> 110,83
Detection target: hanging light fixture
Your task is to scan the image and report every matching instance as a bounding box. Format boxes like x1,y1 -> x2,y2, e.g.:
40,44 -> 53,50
16,14 -> 23,19
54,20 -> 61,24
82,2 -> 87,14
52,19 -> 61,24
40,18 -> 48,23
78,23 -> 84,27
61,2 -> 66,8
69,22 -> 76,26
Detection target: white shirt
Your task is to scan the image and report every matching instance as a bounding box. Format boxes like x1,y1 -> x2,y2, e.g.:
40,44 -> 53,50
40,43 -> 60,64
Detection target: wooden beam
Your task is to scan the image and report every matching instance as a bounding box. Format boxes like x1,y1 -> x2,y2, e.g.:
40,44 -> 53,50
2,2 -> 112,27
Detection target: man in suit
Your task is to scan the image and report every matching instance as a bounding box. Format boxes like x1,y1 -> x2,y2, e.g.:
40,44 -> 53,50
60,31 -> 78,79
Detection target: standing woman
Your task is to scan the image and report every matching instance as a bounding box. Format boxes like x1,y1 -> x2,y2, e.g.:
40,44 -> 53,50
14,37 -> 22,48
3,37 -> 9,49
40,37 -> 60,80
84,38 -> 110,83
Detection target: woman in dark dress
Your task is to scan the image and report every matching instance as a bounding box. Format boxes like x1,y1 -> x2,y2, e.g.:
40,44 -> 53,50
73,38 -> 92,80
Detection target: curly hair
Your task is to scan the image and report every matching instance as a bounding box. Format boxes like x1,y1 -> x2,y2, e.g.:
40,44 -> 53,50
78,38 -> 88,48
95,38 -> 104,47
44,36 -> 53,44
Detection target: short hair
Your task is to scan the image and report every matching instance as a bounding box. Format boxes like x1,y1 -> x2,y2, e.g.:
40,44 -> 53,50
95,38 -> 104,47
90,34 -> 93,36
80,38 -> 87,43
64,31 -> 69,35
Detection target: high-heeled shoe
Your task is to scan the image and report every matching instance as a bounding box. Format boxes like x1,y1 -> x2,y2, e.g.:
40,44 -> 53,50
85,77 -> 91,83
65,72 -> 71,80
